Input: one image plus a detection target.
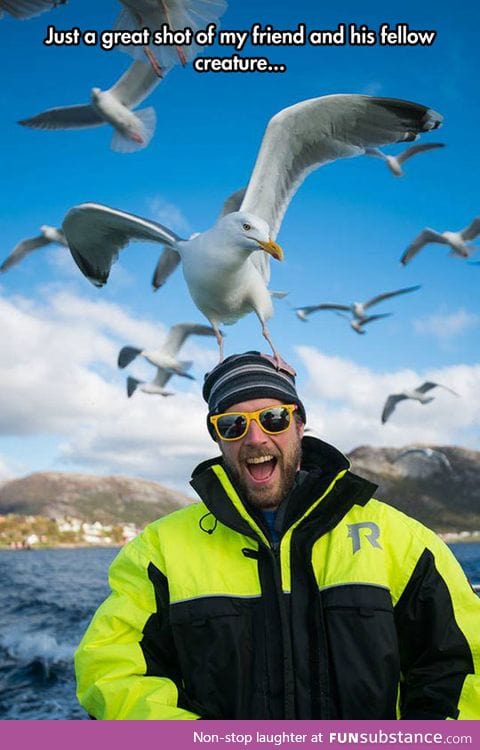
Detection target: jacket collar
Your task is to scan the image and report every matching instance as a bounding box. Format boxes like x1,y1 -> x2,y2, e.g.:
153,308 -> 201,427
190,436 -> 375,543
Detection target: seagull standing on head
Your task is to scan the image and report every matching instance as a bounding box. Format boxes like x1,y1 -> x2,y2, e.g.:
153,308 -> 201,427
62,93 -> 442,365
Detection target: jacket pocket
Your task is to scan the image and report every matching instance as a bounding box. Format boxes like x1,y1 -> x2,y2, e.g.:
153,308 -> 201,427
169,596 -> 256,718
320,584 -> 400,718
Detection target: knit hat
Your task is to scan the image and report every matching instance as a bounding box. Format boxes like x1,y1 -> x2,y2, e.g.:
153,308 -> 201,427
203,351 -> 306,439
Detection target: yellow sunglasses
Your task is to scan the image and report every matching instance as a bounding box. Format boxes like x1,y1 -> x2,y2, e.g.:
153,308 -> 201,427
210,404 -> 297,441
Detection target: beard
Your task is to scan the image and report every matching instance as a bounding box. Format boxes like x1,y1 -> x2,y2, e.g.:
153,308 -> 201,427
222,436 -> 303,510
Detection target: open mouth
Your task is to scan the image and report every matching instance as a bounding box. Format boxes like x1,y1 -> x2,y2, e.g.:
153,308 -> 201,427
245,455 -> 277,482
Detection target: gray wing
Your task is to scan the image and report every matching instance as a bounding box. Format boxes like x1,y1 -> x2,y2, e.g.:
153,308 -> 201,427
364,284 -> 421,309
295,303 -> 351,318
152,367 -> 171,388
396,142 -> 445,165
360,313 -> 392,325
19,104 -> 103,130
400,228 -> 446,265
460,217 -> 480,241
382,394 -> 407,423
162,323 -> 216,356
1,235 -> 51,271
0,0 -> 63,18
364,147 -> 387,161
109,60 -> 162,108
151,246 -> 181,289
416,381 -> 459,396
219,188 -> 247,218
240,94 -> 442,239
63,202 -> 184,287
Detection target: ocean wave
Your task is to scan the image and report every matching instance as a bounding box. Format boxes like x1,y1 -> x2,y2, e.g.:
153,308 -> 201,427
0,630 -> 76,675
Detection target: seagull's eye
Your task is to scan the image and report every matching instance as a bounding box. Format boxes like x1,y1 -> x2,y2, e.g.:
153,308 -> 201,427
243,223 -> 251,231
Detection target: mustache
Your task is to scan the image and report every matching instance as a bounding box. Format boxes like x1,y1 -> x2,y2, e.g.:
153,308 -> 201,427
239,448 -> 280,462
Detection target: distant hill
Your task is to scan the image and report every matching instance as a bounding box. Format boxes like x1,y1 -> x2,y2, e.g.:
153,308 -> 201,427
348,444 -> 480,533
0,444 -> 479,533
0,472 -> 193,527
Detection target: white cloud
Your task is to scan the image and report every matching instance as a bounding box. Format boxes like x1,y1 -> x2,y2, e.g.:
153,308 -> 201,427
297,346 -> 480,453
414,308 -> 480,342
147,196 -> 191,236
0,288 -> 219,492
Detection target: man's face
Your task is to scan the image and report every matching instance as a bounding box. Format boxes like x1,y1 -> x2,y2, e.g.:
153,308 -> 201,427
216,398 -> 304,510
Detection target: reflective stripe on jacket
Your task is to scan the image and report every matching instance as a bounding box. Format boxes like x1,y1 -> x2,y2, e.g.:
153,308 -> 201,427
74,436 -> 480,719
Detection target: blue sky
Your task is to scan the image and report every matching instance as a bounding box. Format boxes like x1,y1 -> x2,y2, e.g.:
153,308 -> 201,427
0,1 -> 479,494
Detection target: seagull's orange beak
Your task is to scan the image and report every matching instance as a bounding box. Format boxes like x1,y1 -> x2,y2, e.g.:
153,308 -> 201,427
257,238 -> 284,261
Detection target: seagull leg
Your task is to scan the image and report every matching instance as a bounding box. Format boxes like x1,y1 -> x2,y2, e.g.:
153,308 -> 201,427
134,10 -> 165,78
144,47 -> 164,77
213,324 -> 224,361
159,0 -> 188,66
261,322 -> 284,370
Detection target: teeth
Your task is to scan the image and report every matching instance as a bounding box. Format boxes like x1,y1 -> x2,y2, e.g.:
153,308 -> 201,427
246,455 -> 274,464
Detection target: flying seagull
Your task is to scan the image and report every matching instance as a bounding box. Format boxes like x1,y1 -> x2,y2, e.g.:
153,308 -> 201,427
19,60 -> 162,153
394,447 -> 452,472
116,0 -> 228,75
365,142 -> 445,176
295,285 -> 421,333
0,0 -> 66,19
62,93 -> 442,363
381,381 -> 459,424
1,225 -> 67,272
118,322 -> 216,396
401,217 -> 480,265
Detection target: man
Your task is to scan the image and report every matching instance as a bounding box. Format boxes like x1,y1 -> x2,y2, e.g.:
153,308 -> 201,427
75,351 -> 480,720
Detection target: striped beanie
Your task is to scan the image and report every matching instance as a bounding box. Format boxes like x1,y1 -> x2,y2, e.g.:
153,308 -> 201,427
203,351 -> 306,438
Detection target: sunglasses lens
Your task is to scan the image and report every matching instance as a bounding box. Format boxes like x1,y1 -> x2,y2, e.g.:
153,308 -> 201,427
216,414 -> 248,439
259,407 -> 291,433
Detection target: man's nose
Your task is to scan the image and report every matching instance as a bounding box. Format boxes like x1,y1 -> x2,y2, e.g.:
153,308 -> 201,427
244,418 -> 267,444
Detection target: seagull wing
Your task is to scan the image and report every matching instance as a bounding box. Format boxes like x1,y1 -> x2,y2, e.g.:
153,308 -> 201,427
219,188 -> 247,218
240,94 -> 442,239
19,104 -> 103,130
151,246 -> 181,289
109,60 -> 162,108
382,394 -> 407,423
152,367 -> 171,389
1,235 -> 51,271
162,322 -> 216,357
364,284 -> 421,309
295,303 -> 351,317
417,381 -> 460,397
364,147 -> 387,161
63,202 -> 184,287
361,312 -> 392,325
396,141 -> 445,164
460,217 -> 480,241
400,229 -> 446,265
0,0 -> 61,19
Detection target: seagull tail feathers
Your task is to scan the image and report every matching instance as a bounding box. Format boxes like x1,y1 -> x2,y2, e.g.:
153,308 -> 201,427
111,107 -> 157,153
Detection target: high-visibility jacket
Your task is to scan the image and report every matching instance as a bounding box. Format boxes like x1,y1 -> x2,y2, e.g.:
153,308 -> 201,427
75,436 -> 480,719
